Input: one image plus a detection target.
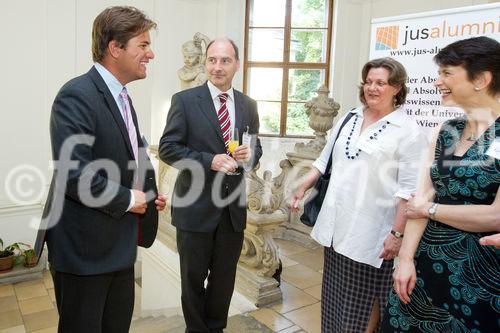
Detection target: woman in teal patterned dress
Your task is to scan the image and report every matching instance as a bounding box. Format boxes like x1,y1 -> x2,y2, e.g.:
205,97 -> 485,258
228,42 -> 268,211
381,37 -> 500,332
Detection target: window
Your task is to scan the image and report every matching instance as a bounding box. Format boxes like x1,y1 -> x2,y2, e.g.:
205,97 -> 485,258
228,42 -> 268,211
244,0 -> 334,137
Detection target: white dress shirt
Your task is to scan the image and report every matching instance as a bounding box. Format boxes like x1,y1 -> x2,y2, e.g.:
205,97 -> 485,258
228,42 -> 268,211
94,63 -> 129,123
310,106 -> 426,268
207,80 -> 236,133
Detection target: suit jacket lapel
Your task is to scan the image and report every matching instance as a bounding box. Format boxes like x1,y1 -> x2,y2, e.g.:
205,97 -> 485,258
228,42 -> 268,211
128,98 -> 144,148
196,83 -> 225,145
88,67 -> 136,160
234,90 -> 245,135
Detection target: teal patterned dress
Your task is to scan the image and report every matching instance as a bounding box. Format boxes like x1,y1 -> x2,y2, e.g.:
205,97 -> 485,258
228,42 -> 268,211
381,117 -> 500,333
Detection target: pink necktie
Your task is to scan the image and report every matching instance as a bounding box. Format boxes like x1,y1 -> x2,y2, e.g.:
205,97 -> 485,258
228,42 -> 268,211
119,88 -> 138,163
218,93 -> 231,152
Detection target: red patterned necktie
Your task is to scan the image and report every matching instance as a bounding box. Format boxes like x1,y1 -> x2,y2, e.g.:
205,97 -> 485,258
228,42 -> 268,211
217,93 -> 231,152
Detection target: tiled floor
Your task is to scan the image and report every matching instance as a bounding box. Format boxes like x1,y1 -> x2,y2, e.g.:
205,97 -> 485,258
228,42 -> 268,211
0,273 -> 58,333
251,239 -> 323,333
0,239 -> 323,333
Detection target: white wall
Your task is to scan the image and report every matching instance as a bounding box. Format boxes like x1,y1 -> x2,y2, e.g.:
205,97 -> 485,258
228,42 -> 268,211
1,0 -> 52,245
1,0 -> 495,246
1,1 -> 49,210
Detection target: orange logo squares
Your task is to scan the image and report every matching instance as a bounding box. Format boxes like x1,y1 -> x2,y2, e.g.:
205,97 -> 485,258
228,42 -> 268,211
375,26 -> 399,50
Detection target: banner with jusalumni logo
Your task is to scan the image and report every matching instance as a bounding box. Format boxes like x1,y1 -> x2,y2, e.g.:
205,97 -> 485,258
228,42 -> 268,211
369,3 -> 500,136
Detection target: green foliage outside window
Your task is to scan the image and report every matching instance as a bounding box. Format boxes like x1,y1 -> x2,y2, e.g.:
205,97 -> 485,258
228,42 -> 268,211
262,111 -> 280,134
250,0 -> 330,136
287,103 -> 312,135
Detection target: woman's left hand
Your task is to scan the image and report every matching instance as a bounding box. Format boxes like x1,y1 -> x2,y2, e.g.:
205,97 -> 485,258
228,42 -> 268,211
406,193 -> 431,219
393,258 -> 417,304
379,233 -> 402,260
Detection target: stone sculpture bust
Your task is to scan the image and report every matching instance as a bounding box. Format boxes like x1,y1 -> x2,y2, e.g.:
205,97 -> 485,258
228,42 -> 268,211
177,32 -> 210,90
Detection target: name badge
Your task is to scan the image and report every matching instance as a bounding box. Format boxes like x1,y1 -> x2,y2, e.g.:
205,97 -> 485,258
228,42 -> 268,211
242,131 -> 252,146
485,138 -> 500,160
242,127 -> 253,172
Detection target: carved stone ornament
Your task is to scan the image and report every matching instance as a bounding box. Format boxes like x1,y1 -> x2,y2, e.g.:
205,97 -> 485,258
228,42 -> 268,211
294,85 -> 340,158
239,211 -> 286,277
246,161 -> 292,214
177,32 -> 210,90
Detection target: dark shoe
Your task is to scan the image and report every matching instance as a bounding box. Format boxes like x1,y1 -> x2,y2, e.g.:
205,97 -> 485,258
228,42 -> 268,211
272,259 -> 283,286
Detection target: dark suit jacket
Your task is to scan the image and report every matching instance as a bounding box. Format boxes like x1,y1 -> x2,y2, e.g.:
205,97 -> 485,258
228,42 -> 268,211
35,67 -> 158,275
159,83 -> 262,233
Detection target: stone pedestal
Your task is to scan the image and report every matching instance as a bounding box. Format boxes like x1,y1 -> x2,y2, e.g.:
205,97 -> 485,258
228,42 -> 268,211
274,154 -> 320,249
151,146 -> 178,252
235,211 -> 285,306
235,266 -> 281,307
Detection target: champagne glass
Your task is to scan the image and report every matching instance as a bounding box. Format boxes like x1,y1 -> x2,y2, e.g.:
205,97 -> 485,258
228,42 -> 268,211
228,127 -> 239,155
227,127 -> 240,175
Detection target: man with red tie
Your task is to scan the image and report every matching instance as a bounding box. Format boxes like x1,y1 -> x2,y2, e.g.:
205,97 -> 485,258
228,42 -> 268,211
159,38 -> 262,333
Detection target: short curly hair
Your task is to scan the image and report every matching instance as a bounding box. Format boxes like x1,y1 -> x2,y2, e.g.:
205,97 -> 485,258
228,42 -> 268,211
359,57 -> 408,108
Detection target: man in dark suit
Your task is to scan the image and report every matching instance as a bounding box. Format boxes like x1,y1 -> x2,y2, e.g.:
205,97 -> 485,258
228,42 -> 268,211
35,6 -> 166,333
159,38 -> 262,333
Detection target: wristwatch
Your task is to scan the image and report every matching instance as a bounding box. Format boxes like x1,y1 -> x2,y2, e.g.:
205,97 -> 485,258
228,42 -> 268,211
428,203 -> 438,219
391,230 -> 404,238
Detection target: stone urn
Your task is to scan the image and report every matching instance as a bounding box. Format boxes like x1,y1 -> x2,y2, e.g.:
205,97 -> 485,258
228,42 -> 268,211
293,84 -> 340,158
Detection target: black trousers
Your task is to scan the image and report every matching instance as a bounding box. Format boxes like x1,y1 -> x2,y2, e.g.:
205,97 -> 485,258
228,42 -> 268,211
51,266 -> 135,333
177,209 -> 244,333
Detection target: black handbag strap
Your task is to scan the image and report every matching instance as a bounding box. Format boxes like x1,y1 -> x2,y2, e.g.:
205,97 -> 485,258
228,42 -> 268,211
324,111 -> 356,177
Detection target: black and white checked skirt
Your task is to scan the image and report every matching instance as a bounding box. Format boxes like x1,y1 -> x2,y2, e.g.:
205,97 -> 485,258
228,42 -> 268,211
321,247 -> 393,333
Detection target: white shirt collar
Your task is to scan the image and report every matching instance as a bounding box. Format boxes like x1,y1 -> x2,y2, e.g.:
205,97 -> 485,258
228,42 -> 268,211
94,62 -> 125,99
382,107 -> 406,127
352,106 -> 406,127
207,80 -> 235,103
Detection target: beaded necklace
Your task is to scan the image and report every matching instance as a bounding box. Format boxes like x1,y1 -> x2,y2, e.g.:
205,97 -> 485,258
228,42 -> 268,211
345,114 -> 390,160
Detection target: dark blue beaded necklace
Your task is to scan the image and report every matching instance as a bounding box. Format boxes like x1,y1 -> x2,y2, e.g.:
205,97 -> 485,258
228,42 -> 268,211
345,114 -> 390,160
